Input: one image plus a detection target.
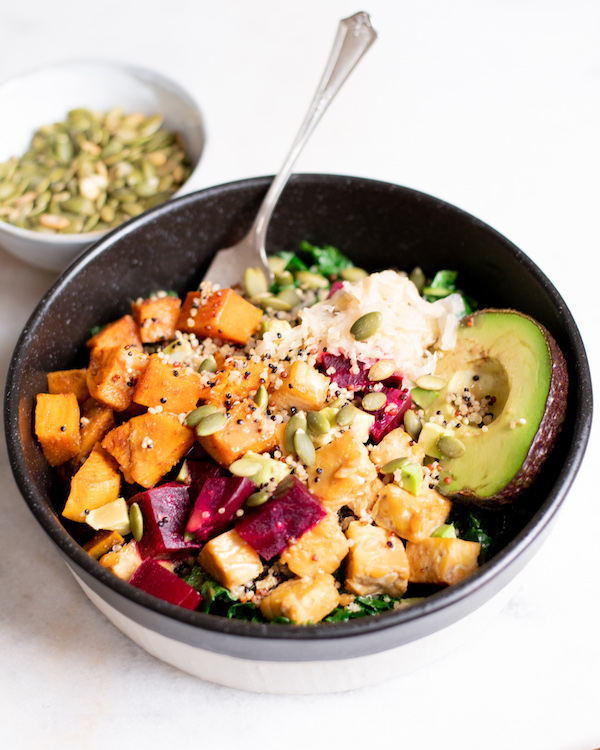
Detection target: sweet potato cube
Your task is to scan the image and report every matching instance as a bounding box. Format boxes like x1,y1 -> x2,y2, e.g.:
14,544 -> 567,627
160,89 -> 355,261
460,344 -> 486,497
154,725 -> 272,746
47,368 -> 90,403
345,520 -> 409,598
177,288 -> 263,345
87,345 -> 149,411
100,540 -> 143,581
83,529 -> 125,559
268,361 -> 330,412
133,354 -> 203,414
35,392 -> 81,466
101,412 -> 195,488
259,573 -> 340,624
198,399 -> 278,466
406,537 -> 480,585
280,511 -> 349,577
307,430 -> 378,515
198,529 -> 264,589
86,314 -> 142,351
69,398 -> 116,469
197,358 -> 268,407
131,294 -> 181,343
369,426 -> 426,469
372,483 -> 452,543
62,444 -> 121,522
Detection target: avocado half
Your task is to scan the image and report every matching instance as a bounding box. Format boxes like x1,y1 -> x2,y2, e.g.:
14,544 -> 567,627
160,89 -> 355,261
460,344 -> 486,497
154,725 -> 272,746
423,309 -> 568,507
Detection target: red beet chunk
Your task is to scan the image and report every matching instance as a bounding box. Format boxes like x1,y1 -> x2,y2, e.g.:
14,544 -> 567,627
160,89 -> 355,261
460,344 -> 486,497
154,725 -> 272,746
185,476 -> 255,542
235,475 -> 327,560
319,353 -> 371,390
328,281 -> 344,298
129,483 -> 199,559
367,386 -> 412,444
130,559 -> 201,610
182,459 -> 228,495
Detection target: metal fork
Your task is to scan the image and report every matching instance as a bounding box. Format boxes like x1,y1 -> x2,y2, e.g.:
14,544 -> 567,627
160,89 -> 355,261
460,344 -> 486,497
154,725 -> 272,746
202,11 -> 377,288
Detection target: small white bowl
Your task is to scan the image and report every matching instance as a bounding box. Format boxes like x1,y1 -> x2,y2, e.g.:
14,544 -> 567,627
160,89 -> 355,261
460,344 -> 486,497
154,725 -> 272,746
0,59 -> 206,273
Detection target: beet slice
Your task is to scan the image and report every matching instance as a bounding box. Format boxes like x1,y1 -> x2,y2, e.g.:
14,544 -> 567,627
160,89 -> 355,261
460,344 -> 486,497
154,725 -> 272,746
367,386 -> 412,444
129,483 -> 199,559
130,559 -> 201,610
235,475 -> 326,560
185,476 -> 255,542
319,353 -> 371,390
183,459 -> 228,495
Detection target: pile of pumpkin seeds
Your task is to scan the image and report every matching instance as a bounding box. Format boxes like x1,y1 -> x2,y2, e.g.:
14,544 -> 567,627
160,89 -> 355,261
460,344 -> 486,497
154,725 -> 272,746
0,107 -> 191,234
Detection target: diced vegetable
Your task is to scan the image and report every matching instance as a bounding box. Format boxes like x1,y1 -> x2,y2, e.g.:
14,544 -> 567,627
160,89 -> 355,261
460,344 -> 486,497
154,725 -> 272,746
83,529 -> 125,560
131,294 -> 181,343
177,288 -> 263,345
71,398 -> 116,468
196,358 -> 267,406
185,476 -> 255,541
47,368 -> 90,403
62,443 -> 121,522
86,314 -> 142,352
35,392 -> 81,466
87,344 -> 149,411
132,354 -> 203,414
101,412 -> 195,488
99,540 -> 143,581
130,559 -> 201,610
367,387 -> 412,444
235,475 -> 327,560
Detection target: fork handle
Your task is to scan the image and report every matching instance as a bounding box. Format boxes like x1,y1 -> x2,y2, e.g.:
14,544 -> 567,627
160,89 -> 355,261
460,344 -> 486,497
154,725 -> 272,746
250,11 -> 377,265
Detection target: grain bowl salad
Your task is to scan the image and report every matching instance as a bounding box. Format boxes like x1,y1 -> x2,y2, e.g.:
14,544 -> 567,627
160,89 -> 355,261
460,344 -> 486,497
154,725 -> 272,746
33,242 -> 567,624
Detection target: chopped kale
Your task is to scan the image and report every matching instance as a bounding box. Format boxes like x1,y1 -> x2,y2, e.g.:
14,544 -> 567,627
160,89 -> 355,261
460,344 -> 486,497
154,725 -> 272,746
323,594 -> 400,622
298,240 -> 353,277
422,269 -> 477,315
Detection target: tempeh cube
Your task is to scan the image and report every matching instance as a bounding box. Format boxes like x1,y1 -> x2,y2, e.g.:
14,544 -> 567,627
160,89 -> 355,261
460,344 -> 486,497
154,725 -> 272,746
259,572 -> 340,624
280,512 -> 349,577
306,430 -> 378,515
406,537 -> 480,586
345,520 -> 409,598
268,361 -> 330,412
131,294 -> 181,343
62,443 -> 121,522
369,426 -> 426,468
35,392 -> 81,466
101,412 -> 195,488
133,354 -> 203,414
198,529 -> 263,589
177,288 -> 263,345
372,483 -> 452,543
87,344 -> 149,411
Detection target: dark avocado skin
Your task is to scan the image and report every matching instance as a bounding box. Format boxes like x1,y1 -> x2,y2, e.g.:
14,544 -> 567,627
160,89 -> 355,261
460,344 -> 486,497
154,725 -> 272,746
437,310 -> 569,509
486,315 -> 568,506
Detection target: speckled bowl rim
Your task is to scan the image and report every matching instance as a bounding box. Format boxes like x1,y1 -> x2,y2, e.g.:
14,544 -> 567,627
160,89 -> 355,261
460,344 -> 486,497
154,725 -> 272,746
4,174 -> 593,658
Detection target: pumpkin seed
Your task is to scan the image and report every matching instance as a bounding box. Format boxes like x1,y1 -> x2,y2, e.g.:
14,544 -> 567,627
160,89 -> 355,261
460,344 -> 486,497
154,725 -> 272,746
380,457 -> 409,474
295,270 -> 330,289
368,359 -> 396,382
436,434 -> 466,458
229,457 -> 262,477
362,391 -> 387,411
199,356 -> 218,373
284,412 -> 307,453
351,311 -> 382,341
246,490 -> 270,507
186,404 -> 218,427
415,374 -> 447,391
307,410 -> 331,435
293,428 -> 316,467
129,502 -> 144,542
254,385 -> 269,411
335,403 -> 358,427
244,267 -> 268,298
267,256 -> 288,275
403,409 -> 422,440
274,270 -> 294,287
409,266 -> 426,293
276,287 -> 301,308
195,411 -> 228,437
257,295 -> 292,312
340,266 -> 368,282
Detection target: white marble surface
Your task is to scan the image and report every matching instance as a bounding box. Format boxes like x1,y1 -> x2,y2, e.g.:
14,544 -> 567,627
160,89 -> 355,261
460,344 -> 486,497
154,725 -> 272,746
1,1 -> 598,747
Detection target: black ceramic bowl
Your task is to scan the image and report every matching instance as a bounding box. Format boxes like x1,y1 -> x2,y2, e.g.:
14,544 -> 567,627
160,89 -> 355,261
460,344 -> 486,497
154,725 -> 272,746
5,175 -> 592,694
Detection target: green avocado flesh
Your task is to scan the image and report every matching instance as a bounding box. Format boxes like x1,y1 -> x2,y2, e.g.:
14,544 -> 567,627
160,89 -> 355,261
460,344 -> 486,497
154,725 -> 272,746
423,310 -> 555,502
